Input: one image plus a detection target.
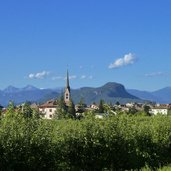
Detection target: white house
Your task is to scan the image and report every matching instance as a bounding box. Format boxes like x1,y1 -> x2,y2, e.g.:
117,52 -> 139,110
39,100 -> 58,119
150,107 -> 168,115
125,103 -> 134,108
89,104 -> 99,110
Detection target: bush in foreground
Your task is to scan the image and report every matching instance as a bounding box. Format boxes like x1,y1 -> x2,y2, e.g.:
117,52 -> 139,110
0,111 -> 171,170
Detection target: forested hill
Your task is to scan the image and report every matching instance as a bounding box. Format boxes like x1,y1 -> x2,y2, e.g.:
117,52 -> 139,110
0,83 -> 144,106
71,82 -> 142,104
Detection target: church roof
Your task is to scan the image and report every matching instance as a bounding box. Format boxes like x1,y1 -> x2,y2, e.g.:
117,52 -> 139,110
39,100 -> 58,108
66,69 -> 70,92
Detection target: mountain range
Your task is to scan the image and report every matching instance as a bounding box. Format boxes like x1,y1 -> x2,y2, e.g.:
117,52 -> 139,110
127,87 -> 171,104
0,83 -> 171,107
0,85 -> 60,107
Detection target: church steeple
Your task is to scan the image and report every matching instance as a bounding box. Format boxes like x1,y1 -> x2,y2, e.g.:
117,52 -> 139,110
64,69 -> 71,105
66,69 -> 70,92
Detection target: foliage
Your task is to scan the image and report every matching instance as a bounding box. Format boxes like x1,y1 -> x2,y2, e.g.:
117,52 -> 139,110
0,108 -> 2,118
1,106 -> 171,170
167,109 -> 171,116
129,106 -> 138,114
22,102 -> 33,118
67,99 -> 76,118
98,99 -> 105,113
115,101 -> 120,106
54,95 -> 68,119
143,105 -> 151,116
78,97 -> 84,107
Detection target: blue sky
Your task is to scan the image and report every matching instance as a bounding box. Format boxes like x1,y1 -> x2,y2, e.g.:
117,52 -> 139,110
0,0 -> 171,91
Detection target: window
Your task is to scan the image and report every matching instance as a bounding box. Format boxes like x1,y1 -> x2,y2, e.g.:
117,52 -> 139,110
66,93 -> 69,99
49,114 -> 52,118
49,109 -> 52,112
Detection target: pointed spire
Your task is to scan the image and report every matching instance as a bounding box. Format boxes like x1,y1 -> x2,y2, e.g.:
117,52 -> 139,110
64,69 -> 71,105
66,69 -> 70,92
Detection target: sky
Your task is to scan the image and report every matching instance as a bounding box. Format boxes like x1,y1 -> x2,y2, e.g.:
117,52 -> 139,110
0,0 -> 171,91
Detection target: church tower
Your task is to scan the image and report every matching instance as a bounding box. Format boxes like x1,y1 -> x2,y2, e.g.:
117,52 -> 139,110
64,70 -> 71,105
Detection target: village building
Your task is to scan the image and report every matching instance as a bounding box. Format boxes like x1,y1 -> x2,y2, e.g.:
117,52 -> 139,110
39,70 -> 71,119
150,106 -> 169,115
89,103 -> 99,110
39,100 -> 58,119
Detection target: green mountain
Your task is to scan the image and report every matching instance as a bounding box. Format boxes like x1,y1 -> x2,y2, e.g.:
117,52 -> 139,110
70,82 -> 142,104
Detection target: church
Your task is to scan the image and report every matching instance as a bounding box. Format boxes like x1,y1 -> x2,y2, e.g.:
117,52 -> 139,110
64,70 -> 71,106
39,70 -> 71,119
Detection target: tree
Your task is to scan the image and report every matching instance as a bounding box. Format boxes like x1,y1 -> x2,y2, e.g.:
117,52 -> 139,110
32,108 -> 41,119
22,102 -> 33,118
0,108 -> 2,119
129,107 -> 138,115
55,95 -> 68,119
143,105 -> 151,116
6,101 -> 16,118
76,98 -> 86,113
115,101 -> 120,106
79,97 -> 84,107
68,99 -> 76,118
99,99 -> 105,113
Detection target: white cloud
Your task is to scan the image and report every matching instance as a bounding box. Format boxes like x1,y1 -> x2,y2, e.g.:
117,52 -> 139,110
109,53 -> 136,69
28,71 -> 50,79
145,72 -> 166,77
52,76 -> 63,81
28,74 -> 35,79
81,75 -> 86,79
88,75 -> 93,79
64,75 -> 77,80
69,75 -> 77,80
80,75 -> 93,80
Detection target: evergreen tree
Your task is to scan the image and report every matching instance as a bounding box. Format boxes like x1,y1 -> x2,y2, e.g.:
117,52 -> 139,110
55,95 -> 68,119
115,101 -> 120,106
77,97 -> 85,113
79,97 -> 84,107
0,107 -> 2,118
143,105 -> 151,116
99,99 -> 105,113
68,99 -> 76,118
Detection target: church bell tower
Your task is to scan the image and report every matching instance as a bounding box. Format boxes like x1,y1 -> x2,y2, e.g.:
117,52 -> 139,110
64,70 -> 71,105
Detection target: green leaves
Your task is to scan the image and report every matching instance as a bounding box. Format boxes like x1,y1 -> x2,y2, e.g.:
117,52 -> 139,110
0,107 -> 171,170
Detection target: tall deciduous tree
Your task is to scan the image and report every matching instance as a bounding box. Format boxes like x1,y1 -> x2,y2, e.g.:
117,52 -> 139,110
6,101 -> 15,117
22,102 -> 33,118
